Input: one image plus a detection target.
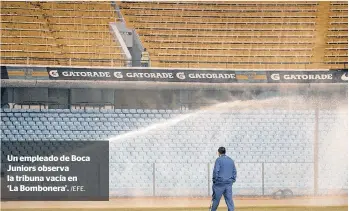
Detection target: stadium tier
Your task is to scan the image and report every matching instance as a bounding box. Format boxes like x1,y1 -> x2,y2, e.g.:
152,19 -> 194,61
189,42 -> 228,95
325,2 -> 348,66
1,108 -> 347,196
0,1 -> 126,66
1,1 -> 348,69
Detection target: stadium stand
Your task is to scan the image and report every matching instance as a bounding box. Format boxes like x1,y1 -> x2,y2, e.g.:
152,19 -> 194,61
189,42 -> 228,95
0,1 -> 126,66
118,1 -> 347,69
2,108 -> 346,196
324,2 -> 348,66
1,1 -> 347,69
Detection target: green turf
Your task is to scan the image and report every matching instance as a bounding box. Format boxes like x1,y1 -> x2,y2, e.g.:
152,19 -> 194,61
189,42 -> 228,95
1,207 -> 348,211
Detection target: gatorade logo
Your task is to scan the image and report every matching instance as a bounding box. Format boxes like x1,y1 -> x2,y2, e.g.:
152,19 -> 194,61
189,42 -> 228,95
113,72 -> 123,79
270,74 -> 280,81
176,72 -> 186,80
48,70 -> 59,78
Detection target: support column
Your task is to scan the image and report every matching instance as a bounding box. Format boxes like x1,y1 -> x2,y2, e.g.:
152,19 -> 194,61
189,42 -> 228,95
208,163 -> 210,196
262,163 -> 265,196
314,107 -> 319,195
153,163 -> 156,196
311,2 -> 331,69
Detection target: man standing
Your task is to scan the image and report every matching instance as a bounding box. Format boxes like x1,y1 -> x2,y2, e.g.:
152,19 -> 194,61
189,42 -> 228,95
211,147 -> 237,211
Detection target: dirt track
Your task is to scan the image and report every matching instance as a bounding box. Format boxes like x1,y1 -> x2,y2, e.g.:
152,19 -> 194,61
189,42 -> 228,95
1,196 -> 347,209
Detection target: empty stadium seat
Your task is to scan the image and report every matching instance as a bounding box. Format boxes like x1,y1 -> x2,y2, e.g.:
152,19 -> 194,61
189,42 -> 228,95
118,1 -> 336,69
2,1 -> 347,68
324,2 -> 348,68
2,108 -> 347,196
0,1 -> 126,66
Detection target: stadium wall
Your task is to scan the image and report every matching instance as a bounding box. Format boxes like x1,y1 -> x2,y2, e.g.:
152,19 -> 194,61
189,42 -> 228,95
1,65 -> 347,197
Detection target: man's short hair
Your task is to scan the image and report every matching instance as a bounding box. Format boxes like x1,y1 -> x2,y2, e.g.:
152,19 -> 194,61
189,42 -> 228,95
218,147 -> 226,154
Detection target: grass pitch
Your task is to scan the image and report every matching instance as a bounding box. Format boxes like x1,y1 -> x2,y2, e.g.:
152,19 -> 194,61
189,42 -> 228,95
1,207 -> 348,211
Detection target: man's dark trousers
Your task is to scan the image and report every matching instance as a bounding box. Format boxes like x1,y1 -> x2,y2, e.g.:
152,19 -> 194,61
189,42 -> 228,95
211,183 -> 234,211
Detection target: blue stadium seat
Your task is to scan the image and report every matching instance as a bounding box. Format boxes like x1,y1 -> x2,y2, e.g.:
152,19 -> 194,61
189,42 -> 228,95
64,130 -> 73,135
57,130 -> 66,135
6,134 -> 15,141
54,134 -> 62,140
60,125 -> 70,131
77,134 -> 84,140
11,129 -> 19,134
18,129 -> 26,134
1,124 -> 8,130
5,122 -> 14,126
32,117 -> 40,122
28,113 -> 39,117
99,117 -> 107,122
104,122 -> 112,126
26,130 -> 35,134
29,134 -> 40,140
66,113 -> 76,118
61,134 -> 69,140
71,109 -> 84,113
58,121 -> 66,126
47,117 -> 55,122
14,134 -> 22,140
103,113 -> 112,118
10,117 -> 17,122
0,108 -> 346,196
66,122 -> 74,126
41,129 -> 50,134
100,109 -> 113,114
22,134 -> 31,140
56,117 -> 64,121
1,111 -> 6,116
96,122 -> 103,127
85,109 -> 99,113
5,112 -> 13,116
14,113 -> 22,117
69,134 -> 77,140
38,134 -> 45,140
70,117 -> 77,122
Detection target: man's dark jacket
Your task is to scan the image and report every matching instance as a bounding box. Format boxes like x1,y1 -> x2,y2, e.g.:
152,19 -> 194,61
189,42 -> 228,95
212,154 -> 237,185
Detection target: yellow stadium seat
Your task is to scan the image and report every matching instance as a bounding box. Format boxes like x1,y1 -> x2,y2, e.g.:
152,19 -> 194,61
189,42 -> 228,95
0,1 -> 124,66
118,1 -> 348,69
2,1 -> 348,68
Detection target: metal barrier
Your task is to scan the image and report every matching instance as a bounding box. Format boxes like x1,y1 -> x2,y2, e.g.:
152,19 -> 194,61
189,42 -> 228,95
108,161 -> 320,197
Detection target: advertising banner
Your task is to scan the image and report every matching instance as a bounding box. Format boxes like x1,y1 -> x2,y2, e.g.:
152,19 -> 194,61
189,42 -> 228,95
47,68 -> 238,83
42,68 -> 348,84
265,70 -> 348,83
